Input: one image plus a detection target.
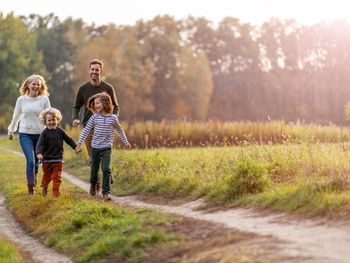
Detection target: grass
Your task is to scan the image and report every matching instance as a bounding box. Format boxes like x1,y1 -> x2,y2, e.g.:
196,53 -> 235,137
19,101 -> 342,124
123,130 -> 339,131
0,146 -> 182,263
61,141 -> 350,217
0,236 -> 25,263
3,133 -> 350,218
0,136 -> 270,262
65,120 -> 350,148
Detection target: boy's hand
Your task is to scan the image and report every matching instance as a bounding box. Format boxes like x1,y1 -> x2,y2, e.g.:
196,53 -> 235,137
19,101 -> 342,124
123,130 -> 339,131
126,143 -> 131,149
37,154 -> 43,160
75,145 -> 82,153
8,132 -> 13,140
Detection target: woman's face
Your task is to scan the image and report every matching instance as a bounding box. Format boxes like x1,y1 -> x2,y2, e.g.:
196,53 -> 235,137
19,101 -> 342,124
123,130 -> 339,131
27,78 -> 42,97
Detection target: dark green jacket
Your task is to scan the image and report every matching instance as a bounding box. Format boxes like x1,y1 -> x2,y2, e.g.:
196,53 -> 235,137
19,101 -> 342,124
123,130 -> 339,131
72,81 -> 119,126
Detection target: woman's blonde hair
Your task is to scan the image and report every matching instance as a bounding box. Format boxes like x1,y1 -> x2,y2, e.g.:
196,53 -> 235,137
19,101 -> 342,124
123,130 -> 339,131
20,74 -> 50,96
87,92 -> 113,114
39,108 -> 62,125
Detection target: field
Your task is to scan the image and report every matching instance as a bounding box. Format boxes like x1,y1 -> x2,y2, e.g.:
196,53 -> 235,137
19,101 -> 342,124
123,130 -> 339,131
2,122 -> 350,262
4,121 -> 350,217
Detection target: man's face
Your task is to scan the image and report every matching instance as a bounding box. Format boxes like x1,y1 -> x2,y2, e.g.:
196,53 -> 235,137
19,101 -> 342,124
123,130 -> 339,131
89,63 -> 102,82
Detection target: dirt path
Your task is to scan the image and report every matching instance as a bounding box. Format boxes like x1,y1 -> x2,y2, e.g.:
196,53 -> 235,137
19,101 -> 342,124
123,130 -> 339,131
5,148 -> 350,262
62,173 -> 350,263
0,194 -> 72,263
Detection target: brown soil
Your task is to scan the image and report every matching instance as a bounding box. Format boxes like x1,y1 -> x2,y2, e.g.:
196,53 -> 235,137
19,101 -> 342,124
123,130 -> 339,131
145,217 -> 304,263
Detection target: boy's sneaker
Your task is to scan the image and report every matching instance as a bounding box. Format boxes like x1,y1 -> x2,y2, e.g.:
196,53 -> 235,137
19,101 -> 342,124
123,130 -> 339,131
103,193 -> 111,201
90,184 -> 96,196
42,187 -> 48,197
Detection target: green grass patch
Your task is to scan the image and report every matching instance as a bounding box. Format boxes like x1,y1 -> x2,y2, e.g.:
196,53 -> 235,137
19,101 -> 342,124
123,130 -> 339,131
62,141 -> 350,217
3,135 -> 350,217
0,145 -> 181,263
0,236 -> 24,263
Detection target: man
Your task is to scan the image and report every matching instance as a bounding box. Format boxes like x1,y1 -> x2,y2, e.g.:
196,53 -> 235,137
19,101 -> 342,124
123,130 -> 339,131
72,59 -> 119,190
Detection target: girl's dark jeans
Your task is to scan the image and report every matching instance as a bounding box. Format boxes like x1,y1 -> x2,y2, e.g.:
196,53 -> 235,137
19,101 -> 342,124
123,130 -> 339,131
91,147 -> 112,195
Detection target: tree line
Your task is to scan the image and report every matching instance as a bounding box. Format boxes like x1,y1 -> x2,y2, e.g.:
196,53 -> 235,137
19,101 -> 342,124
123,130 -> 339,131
1,12 -> 350,130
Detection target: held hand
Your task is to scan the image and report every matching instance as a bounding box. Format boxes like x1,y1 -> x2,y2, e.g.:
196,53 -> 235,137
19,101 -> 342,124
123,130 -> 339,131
126,143 -> 131,149
72,119 -> 80,127
37,154 -> 43,160
75,145 -> 82,153
8,134 -> 13,140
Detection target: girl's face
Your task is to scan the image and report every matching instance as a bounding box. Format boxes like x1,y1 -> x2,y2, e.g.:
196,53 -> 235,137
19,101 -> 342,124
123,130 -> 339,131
45,114 -> 58,129
94,97 -> 104,113
27,78 -> 42,97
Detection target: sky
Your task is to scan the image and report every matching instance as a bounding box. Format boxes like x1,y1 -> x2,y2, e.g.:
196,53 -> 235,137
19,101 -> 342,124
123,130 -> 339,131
1,0 -> 350,26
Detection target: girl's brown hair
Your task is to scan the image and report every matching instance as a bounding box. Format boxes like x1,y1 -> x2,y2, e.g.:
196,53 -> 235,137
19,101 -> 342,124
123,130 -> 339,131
20,74 -> 50,96
87,92 -> 113,114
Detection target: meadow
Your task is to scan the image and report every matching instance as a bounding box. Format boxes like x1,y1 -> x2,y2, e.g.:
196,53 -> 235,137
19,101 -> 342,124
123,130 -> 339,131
68,120 -> 350,148
0,137 -> 265,262
3,120 -> 350,217
62,121 -> 350,218
1,121 -> 350,262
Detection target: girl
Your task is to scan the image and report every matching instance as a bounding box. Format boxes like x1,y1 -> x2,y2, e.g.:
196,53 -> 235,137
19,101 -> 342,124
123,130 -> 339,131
8,75 -> 51,195
36,108 -> 80,197
76,92 -> 131,201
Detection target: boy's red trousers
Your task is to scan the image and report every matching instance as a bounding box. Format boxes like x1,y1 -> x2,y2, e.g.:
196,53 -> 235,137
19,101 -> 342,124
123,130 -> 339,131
41,162 -> 63,197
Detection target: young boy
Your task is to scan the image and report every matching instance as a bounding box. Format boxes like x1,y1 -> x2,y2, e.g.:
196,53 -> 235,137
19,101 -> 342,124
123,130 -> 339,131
36,108 -> 80,197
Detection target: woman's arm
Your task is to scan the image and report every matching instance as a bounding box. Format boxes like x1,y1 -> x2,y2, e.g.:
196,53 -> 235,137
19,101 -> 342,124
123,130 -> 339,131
7,97 -> 22,137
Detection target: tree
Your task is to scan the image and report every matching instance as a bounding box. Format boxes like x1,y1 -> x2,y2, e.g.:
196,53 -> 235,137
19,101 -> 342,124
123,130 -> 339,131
0,12 -> 44,130
24,14 -> 76,124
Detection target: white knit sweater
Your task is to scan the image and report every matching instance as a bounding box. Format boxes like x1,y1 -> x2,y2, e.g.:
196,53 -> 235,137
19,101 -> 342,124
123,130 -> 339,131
8,95 -> 51,135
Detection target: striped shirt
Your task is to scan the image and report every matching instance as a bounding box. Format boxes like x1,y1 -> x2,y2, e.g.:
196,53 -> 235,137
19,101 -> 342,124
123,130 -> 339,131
78,113 -> 129,149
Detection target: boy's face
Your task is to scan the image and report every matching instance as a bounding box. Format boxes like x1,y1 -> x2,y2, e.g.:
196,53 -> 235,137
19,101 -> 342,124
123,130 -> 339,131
45,114 -> 58,129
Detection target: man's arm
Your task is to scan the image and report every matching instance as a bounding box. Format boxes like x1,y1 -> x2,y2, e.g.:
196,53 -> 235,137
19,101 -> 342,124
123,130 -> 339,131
107,85 -> 120,117
72,87 -> 84,125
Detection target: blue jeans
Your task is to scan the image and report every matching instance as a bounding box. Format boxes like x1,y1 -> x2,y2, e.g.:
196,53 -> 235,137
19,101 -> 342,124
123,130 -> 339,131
19,133 -> 40,185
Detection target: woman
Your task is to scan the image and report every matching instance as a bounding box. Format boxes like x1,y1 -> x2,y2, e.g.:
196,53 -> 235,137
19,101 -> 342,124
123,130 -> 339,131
8,75 -> 51,195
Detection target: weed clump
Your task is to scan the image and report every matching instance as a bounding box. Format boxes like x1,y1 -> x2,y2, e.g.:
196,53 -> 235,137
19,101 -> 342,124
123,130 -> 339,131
225,160 -> 271,199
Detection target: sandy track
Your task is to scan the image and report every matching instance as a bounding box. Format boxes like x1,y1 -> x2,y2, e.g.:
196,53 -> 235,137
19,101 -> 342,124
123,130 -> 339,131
62,172 -> 350,263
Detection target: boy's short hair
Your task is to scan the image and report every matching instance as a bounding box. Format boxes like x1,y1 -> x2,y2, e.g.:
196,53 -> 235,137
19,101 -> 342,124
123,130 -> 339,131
39,107 -> 63,125
87,92 -> 113,114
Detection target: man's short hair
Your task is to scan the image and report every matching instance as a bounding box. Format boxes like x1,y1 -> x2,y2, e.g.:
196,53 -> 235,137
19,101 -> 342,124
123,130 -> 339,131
89,59 -> 104,70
